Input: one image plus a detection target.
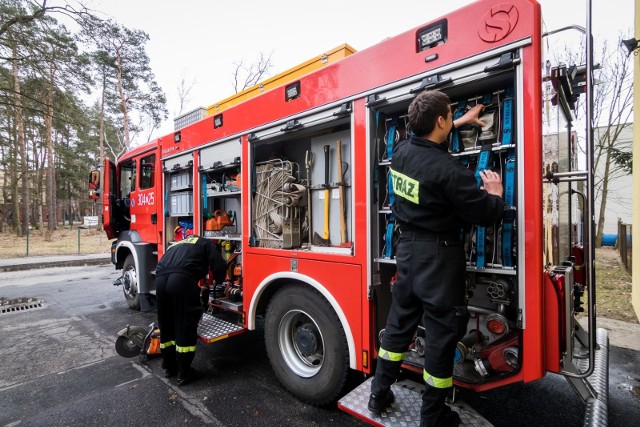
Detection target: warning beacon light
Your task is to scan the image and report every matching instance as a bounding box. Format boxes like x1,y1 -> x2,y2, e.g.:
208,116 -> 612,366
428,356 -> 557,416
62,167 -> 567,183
213,114 -> 223,129
417,20 -> 447,51
285,81 -> 301,102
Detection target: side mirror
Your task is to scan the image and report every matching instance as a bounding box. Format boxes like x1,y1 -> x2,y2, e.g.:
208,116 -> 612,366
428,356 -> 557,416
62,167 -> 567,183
89,170 -> 100,190
89,170 -> 101,201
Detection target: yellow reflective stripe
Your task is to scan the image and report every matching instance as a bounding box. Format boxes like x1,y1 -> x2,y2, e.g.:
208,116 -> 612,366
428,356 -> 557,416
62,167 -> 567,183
378,348 -> 404,362
160,340 -> 175,349
423,370 -> 453,388
176,345 -> 196,353
389,168 -> 420,204
171,235 -> 199,247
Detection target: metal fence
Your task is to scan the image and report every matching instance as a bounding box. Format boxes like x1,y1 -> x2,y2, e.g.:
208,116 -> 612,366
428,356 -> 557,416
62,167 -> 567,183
0,226 -> 111,258
617,220 -> 632,275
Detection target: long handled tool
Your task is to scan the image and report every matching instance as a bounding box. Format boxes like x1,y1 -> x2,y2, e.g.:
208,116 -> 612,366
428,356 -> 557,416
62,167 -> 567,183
305,150 -> 313,242
336,140 -> 350,247
313,145 -> 331,246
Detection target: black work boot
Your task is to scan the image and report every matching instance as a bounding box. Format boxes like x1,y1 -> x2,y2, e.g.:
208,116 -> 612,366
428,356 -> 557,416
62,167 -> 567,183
420,385 -> 456,427
368,390 -> 395,414
161,348 -> 177,378
369,358 -> 401,414
163,368 -> 178,378
434,410 -> 461,427
177,367 -> 204,386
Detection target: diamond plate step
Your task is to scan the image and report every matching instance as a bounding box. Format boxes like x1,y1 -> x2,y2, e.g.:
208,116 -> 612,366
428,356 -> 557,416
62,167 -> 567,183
197,313 -> 245,344
574,328 -> 609,427
338,378 -> 492,427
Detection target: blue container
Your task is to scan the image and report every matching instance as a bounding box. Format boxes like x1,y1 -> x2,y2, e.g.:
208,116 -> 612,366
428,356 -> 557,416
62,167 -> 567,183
601,234 -> 617,246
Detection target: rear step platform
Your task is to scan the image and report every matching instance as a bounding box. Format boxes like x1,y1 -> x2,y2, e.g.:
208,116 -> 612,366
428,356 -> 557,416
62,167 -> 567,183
197,313 -> 245,344
338,378 -> 492,426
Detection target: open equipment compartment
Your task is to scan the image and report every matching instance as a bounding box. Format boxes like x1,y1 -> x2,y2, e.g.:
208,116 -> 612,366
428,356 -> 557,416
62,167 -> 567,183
369,50 -> 522,385
249,109 -> 353,252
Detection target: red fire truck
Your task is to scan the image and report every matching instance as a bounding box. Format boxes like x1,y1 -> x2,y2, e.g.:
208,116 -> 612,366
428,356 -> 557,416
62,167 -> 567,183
91,0 -> 608,424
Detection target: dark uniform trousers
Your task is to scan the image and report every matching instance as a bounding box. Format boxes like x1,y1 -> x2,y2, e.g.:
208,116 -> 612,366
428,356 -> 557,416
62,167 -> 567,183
156,271 -> 203,377
371,229 -> 469,426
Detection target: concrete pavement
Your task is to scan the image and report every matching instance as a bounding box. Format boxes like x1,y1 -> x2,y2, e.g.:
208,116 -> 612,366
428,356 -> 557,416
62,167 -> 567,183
579,316 -> 640,351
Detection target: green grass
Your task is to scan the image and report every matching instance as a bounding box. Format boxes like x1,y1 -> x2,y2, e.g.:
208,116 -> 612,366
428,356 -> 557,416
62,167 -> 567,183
594,247 -> 637,323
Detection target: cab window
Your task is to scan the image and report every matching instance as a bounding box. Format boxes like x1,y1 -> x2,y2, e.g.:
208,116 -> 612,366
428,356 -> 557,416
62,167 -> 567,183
140,154 -> 155,189
120,161 -> 136,196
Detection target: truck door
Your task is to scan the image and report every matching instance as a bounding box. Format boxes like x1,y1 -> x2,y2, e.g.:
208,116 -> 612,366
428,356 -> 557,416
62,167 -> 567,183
103,157 -> 135,240
102,158 -> 118,240
129,153 -> 158,243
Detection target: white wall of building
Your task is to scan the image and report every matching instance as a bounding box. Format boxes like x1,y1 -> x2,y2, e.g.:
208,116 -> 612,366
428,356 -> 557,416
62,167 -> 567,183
594,123 -> 633,235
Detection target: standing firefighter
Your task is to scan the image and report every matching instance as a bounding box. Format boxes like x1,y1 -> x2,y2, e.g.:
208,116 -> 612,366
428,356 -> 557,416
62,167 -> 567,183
155,234 -> 226,386
368,90 -> 504,426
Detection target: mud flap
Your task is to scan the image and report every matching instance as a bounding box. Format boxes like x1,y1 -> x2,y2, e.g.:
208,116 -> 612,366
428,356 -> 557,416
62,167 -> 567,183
139,293 -> 156,312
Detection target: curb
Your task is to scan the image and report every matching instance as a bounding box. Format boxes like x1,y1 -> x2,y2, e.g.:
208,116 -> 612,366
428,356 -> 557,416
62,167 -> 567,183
0,256 -> 112,273
578,317 -> 640,352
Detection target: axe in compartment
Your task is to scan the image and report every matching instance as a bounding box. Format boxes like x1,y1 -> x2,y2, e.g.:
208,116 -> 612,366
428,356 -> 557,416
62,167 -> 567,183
336,140 -> 351,248
313,144 -> 331,246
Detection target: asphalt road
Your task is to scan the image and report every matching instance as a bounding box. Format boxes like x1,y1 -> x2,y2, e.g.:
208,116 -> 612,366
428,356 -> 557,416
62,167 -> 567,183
0,265 -> 366,427
0,265 -> 638,426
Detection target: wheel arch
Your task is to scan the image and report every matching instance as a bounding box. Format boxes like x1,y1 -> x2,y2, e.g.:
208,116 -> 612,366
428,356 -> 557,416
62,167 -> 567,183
113,234 -> 158,301
114,241 -> 134,270
248,272 -> 357,370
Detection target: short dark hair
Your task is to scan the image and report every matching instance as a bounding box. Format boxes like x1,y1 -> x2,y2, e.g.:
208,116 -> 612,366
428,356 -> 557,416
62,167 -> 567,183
407,90 -> 451,137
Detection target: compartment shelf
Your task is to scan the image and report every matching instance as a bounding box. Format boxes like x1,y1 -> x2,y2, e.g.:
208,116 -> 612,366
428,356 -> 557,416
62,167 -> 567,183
200,161 -> 241,173
206,190 -> 241,198
451,143 -> 516,157
204,235 -> 241,241
374,257 -> 397,265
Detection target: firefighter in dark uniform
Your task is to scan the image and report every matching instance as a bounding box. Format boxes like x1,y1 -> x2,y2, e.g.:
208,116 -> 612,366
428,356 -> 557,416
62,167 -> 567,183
368,90 -> 504,426
156,233 -> 226,386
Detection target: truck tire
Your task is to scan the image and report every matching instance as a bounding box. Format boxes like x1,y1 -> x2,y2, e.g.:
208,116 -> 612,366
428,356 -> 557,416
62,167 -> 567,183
122,254 -> 140,310
265,285 -> 349,406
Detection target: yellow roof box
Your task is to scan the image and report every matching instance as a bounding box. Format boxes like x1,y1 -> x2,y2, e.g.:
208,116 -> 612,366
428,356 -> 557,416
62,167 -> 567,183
207,43 -> 356,116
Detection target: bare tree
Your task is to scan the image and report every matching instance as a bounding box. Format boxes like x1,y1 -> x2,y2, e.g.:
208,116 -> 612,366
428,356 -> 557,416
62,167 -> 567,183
175,72 -> 196,117
0,0 -> 91,38
591,38 -> 633,246
556,35 -> 634,247
231,51 -> 274,93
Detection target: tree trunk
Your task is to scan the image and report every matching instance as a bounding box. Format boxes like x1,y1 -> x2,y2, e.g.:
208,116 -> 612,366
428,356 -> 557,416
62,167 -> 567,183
12,45 -> 29,237
45,61 -> 57,231
9,124 -> 20,233
53,131 -> 59,227
33,126 -> 44,231
98,73 -> 106,231
115,47 -> 131,149
595,142 -> 613,248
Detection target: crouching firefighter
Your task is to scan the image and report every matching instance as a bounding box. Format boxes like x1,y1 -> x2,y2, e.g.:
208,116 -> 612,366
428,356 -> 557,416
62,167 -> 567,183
369,90 -> 504,426
155,234 -> 226,386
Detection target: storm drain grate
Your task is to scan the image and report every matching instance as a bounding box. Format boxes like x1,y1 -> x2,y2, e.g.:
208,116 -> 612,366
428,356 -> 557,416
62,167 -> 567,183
0,297 -> 45,314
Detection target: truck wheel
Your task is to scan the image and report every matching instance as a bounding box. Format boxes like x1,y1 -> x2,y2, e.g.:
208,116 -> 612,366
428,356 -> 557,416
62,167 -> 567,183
122,254 -> 140,310
265,285 -> 349,406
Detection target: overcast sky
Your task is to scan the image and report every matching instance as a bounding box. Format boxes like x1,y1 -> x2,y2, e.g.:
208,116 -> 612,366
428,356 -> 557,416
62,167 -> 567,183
81,0 -> 634,137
